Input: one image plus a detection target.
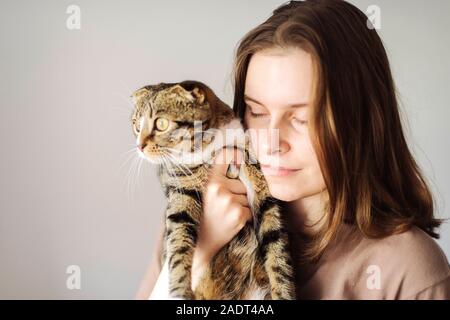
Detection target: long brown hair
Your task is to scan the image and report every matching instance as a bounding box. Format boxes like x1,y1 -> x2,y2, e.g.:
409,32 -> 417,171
232,0 -> 442,260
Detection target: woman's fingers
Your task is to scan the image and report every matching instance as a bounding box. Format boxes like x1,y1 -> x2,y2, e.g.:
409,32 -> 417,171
230,193 -> 250,207
223,178 -> 247,195
211,147 -> 244,177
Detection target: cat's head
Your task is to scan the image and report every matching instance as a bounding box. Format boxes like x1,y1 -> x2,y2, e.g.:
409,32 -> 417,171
130,80 -> 235,166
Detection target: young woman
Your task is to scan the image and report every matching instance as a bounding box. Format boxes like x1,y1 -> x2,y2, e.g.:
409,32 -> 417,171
136,0 -> 450,299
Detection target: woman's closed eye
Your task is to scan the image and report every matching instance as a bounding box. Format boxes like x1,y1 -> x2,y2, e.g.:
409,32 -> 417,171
249,110 -> 268,118
246,105 -> 268,118
292,118 -> 308,125
247,106 -> 308,126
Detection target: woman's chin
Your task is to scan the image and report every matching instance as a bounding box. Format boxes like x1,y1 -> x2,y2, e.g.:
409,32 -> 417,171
266,184 -> 303,202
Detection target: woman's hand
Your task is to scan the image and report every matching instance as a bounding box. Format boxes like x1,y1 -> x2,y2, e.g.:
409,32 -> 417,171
191,147 -> 252,290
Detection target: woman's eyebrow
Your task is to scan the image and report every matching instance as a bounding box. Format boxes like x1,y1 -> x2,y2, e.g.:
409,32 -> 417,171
244,94 -> 308,109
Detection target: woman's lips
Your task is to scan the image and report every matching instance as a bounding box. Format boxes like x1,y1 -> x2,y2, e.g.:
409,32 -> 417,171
260,165 -> 301,177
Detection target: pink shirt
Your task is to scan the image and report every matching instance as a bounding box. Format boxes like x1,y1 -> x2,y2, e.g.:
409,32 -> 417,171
148,222 -> 450,299
291,224 -> 450,299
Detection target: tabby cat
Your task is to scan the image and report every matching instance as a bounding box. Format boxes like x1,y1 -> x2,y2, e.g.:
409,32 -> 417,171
130,80 -> 295,299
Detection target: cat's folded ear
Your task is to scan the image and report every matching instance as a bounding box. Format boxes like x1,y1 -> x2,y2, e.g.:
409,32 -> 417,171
169,84 -> 206,105
191,87 -> 205,105
130,87 -> 150,104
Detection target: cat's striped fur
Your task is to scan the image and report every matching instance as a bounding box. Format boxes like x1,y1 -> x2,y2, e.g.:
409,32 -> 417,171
131,80 -> 295,299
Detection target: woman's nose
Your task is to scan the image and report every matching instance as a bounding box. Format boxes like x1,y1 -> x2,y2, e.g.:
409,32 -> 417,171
260,127 -> 289,155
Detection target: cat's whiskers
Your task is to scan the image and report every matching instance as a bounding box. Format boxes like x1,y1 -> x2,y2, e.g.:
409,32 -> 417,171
130,156 -> 141,199
163,148 -> 199,176
162,145 -> 207,164
164,151 -> 203,204
165,153 -> 191,176
126,153 -> 148,201
161,151 -> 184,177
160,154 -> 189,207
162,152 -> 199,205
118,147 -> 140,172
124,154 -> 140,200
163,146 -> 209,178
136,156 -> 145,191
161,146 -> 183,156
161,156 -> 181,188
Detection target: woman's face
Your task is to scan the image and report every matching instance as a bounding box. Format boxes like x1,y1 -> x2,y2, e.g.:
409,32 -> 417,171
244,47 -> 326,202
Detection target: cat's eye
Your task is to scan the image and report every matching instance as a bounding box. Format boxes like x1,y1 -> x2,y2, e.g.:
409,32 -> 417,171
155,117 -> 169,131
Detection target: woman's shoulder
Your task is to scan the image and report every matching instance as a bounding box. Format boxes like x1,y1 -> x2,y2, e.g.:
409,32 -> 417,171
342,225 -> 450,299
365,226 -> 449,275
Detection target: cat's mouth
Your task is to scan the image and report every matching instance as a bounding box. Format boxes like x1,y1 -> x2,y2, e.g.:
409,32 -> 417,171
137,147 -> 166,165
138,145 -> 188,166
139,143 -> 218,168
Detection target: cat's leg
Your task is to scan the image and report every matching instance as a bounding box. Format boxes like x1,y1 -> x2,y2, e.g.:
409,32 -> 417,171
193,224 -> 256,300
165,187 -> 202,299
256,196 -> 296,300
192,248 -> 224,299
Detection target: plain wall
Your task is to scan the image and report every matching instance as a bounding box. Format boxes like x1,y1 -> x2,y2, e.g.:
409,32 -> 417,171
0,0 -> 449,298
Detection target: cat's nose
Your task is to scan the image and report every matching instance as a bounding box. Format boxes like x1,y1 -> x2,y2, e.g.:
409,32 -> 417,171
137,143 -> 146,152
